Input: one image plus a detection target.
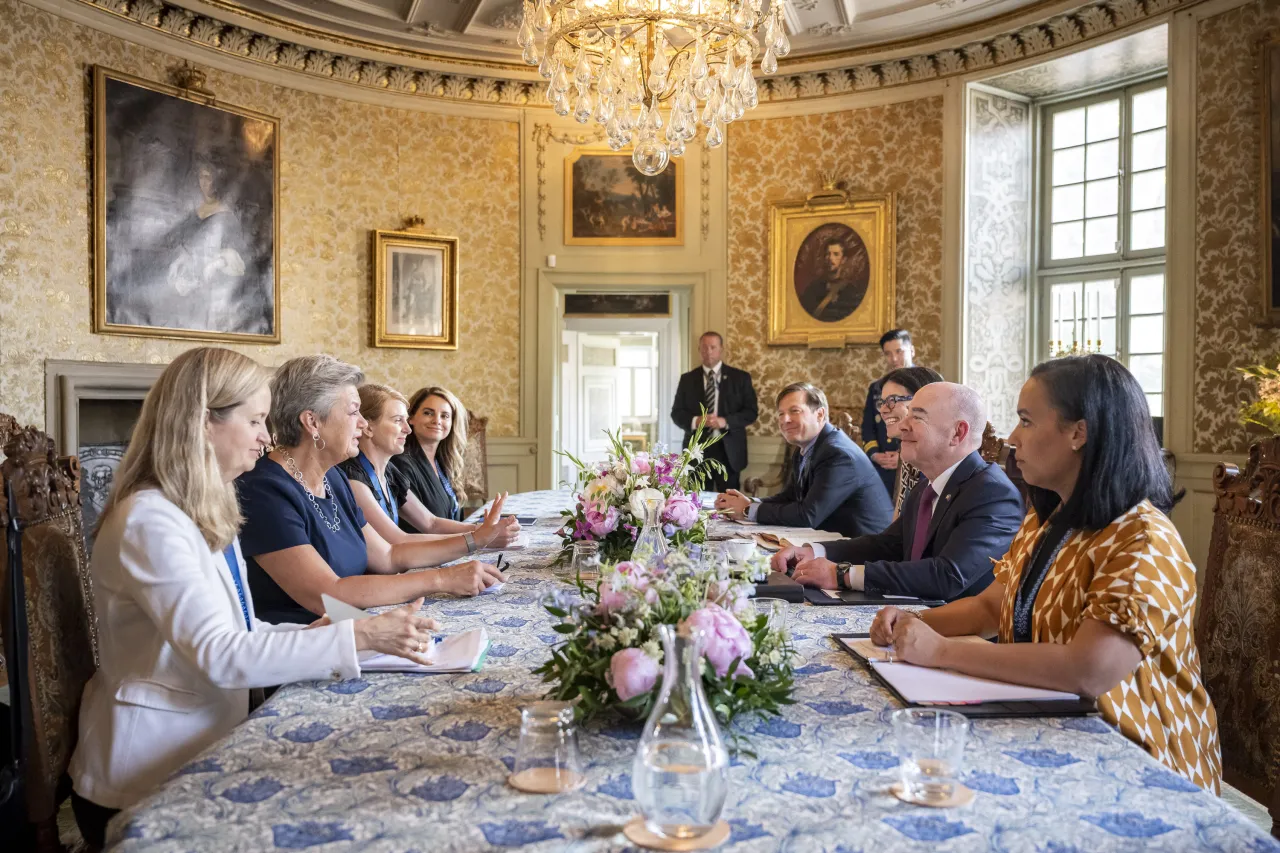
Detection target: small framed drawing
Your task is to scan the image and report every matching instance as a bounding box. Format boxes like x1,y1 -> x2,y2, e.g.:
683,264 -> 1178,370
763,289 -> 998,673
1261,37 -> 1280,324
93,66 -> 280,342
370,228 -> 458,350
565,149 -> 683,246
768,189 -> 896,347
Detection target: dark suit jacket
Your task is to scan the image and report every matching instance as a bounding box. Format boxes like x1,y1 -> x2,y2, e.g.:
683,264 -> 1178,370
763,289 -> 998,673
670,364 -> 758,472
756,423 -> 893,538
823,450 -> 1023,602
861,377 -> 898,494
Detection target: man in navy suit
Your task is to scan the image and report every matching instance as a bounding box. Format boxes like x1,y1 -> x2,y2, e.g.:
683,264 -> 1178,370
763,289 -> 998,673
777,382 -> 1023,602
714,382 -> 893,538
671,331 -> 758,491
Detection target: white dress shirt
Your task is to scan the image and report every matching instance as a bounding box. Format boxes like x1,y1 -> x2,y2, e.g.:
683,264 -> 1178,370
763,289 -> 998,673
70,489 -> 362,809
692,362 -> 724,429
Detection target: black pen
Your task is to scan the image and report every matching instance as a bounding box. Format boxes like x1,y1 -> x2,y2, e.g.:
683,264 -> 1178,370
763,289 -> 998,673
495,553 -> 505,572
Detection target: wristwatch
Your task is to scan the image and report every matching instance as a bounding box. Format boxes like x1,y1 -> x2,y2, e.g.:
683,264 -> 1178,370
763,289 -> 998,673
464,532 -> 476,554
836,562 -> 854,591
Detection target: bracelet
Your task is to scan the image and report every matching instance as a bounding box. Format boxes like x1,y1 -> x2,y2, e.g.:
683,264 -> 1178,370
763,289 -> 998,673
464,532 -> 476,554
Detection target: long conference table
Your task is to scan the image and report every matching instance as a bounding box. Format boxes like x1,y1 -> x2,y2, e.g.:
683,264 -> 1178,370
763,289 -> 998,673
108,490 -> 1276,851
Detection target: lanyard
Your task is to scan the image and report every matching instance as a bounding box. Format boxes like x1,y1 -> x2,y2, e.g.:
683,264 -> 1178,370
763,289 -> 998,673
358,452 -> 398,525
223,542 -> 252,631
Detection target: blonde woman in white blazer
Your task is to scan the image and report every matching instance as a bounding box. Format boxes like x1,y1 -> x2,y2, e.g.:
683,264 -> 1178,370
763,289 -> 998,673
68,347 -> 438,850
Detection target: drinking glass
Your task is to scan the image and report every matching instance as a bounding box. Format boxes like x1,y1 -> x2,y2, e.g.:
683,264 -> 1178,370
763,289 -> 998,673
753,597 -> 786,633
571,541 -> 601,585
890,708 -> 970,803
509,701 -> 585,793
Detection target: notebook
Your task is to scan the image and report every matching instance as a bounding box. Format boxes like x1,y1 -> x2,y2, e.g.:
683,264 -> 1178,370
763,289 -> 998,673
752,530 -> 846,552
359,629 -> 491,674
804,588 -> 945,607
753,571 -> 806,602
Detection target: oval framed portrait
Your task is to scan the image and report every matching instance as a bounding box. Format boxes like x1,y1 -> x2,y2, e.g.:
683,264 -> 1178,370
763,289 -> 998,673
793,223 -> 871,324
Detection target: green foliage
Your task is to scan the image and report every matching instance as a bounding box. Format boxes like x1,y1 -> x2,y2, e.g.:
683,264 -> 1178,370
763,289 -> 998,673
1237,355 -> 1280,435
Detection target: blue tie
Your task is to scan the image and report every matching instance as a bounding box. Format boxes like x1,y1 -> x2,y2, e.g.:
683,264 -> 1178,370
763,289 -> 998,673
224,543 -> 253,631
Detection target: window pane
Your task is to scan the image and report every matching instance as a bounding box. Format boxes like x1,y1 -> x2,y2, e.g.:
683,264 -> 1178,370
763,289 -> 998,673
1084,216 -> 1118,256
1053,146 -> 1085,186
1129,354 -> 1164,393
1130,208 -> 1166,251
1051,222 -> 1084,260
1129,272 -> 1165,314
1049,282 -> 1083,347
1131,128 -> 1167,171
634,368 -> 652,417
617,370 -> 633,418
1084,279 -> 1118,355
1129,315 -> 1165,354
617,347 -> 649,367
1052,185 -> 1084,223
1131,168 -> 1166,211
1085,178 -> 1119,217
1053,107 -> 1086,149
1145,393 -> 1163,417
1131,87 -> 1167,133
1086,99 -> 1120,142
1085,139 -> 1119,180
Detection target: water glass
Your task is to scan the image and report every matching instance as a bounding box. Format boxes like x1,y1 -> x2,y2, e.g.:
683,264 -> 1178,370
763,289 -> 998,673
509,701 -> 585,793
891,708 -> 969,803
753,597 -> 787,633
571,541 -> 601,585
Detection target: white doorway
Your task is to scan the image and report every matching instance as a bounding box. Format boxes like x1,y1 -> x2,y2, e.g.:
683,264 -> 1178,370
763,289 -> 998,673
555,293 -> 687,486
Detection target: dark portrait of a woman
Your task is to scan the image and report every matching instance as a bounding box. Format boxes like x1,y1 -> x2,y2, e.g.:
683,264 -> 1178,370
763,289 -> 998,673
794,223 -> 871,323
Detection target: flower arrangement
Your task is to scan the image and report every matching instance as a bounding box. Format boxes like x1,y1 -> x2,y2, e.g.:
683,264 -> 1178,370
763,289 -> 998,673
1238,354 -> 1280,435
557,425 -> 724,564
534,548 -> 796,752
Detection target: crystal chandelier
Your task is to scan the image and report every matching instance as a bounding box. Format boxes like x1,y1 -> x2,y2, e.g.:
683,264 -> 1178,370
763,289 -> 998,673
518,0 -> 791,175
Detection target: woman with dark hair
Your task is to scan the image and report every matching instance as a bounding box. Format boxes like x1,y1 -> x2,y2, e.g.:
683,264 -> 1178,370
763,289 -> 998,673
877,365 -> 945,516
870,355 -> 1220,791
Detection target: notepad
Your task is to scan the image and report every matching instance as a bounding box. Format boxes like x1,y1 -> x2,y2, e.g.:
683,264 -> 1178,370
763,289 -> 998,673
845,635 -> 990,663
753,530 -> 846,551
359,629 -> 491,674
321,593 -> 375,624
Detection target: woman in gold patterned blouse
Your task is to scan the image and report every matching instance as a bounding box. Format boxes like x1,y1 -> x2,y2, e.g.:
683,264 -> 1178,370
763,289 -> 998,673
870,355 -> 1221,791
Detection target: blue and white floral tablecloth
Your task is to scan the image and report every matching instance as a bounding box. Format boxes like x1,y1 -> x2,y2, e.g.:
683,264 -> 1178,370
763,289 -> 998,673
109,492 -> 1277,852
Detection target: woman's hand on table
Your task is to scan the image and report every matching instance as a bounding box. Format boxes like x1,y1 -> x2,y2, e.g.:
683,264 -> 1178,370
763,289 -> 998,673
434,560 -> 506,596
870,606 -> 917,646
887,610 -> 949,668
475,493 -> 521,548
353,598 -> 440,664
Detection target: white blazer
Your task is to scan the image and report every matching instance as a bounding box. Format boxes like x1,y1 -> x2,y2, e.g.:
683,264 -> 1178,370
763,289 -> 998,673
69,489 -> 361,809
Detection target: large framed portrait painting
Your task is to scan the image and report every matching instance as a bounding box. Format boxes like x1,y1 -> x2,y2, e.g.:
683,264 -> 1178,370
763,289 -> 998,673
1262,38 -> 1280,324
93,66 -> 279,342
565,149 -> 682,246
768,191 -> 896,347
370,230 -> 458,350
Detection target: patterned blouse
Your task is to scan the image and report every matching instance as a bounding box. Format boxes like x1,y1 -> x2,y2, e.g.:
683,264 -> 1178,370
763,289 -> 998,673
992,500 -> 1222,792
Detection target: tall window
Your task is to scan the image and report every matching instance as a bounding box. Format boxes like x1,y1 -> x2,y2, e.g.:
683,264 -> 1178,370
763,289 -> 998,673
1039,78 -> 1167,417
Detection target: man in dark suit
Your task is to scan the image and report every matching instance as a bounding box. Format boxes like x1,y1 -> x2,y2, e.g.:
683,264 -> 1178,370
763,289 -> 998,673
776,382 -> 1023,602
862,329 -> 916,497
671,331 -> 758,491
714,382 -> 893,538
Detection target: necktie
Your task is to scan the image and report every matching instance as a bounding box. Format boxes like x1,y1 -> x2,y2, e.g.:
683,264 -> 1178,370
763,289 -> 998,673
703,370 -> 717,419
909,484 -> 937,561
224,543 -> 253,631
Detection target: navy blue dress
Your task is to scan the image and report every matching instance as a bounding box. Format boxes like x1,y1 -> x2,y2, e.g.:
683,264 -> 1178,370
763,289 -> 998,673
238,456 -> 369,625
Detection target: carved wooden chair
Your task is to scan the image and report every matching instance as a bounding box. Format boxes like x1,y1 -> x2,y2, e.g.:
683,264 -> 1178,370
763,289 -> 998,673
0,416 -> 99,853
459,414 -> 490,509
1196,436 -> 1280,836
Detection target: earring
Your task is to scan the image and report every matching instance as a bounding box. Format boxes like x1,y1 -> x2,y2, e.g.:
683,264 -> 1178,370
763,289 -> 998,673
313,433 -> 326,452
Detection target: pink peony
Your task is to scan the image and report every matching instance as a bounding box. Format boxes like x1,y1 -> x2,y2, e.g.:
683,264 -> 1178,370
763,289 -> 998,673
610,647 -> 659,701
680,604 -> 755,679
596,587 -> 628,616
586,505 -> 619,537
630,453 -> 653,475
663,492 -> 701,531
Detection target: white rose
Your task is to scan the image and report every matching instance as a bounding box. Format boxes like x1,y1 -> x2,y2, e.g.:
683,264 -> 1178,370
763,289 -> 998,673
628,487 -> 666,520
642,640 -> 661,660
613,463 -> 629,482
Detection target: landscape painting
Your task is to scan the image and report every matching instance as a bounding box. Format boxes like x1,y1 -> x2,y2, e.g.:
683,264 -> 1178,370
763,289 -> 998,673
565,150 -> 683,246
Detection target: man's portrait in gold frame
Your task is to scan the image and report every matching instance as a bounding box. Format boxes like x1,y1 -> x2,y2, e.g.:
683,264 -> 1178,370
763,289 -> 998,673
768,192 -> 896,346
370,230 -> 458,350
564,149 -> 683,246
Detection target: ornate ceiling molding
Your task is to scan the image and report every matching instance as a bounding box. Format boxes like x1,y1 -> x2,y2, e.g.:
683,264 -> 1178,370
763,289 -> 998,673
55,0 -> 1189,110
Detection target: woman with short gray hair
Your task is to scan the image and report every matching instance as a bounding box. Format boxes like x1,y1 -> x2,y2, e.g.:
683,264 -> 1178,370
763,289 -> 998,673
238,355 -> 508,625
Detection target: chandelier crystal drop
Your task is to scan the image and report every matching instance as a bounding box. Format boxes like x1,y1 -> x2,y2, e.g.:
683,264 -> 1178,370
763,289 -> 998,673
520,0 -> 789,175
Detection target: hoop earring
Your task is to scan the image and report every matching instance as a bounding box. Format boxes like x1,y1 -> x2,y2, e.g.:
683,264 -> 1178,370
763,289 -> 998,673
313,433 -> 326,452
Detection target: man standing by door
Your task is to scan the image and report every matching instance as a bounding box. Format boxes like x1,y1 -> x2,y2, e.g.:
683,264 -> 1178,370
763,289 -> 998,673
671,331 -> 758,491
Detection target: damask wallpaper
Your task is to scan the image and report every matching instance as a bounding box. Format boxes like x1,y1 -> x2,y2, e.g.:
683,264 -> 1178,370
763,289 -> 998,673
965,89 -> 1031,436
1194,2 -> 1280,454
725,98 -> 945,437
0,0 -> 521,435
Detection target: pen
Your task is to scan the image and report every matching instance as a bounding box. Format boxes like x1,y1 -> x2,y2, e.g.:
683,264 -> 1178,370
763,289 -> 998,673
495,553 -> 505,571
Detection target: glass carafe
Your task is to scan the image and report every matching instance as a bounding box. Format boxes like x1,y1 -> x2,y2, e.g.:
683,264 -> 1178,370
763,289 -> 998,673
631,496 -> 669,568
632,624 -> 729,840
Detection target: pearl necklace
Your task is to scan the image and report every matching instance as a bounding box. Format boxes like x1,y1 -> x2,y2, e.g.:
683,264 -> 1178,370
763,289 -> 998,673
283,453 -> 341,533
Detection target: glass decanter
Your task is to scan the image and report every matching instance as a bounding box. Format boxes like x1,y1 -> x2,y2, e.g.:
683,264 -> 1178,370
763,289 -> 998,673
632,624 -> 729,841
631,496 -> 669,568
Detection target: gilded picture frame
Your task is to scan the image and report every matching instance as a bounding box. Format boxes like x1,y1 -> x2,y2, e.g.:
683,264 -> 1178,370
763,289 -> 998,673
1260,37 -> 1280,325
564,149 -> 683,246
92,66 -> 281,343
768,191 -> 896,347
370,229 -> 459,350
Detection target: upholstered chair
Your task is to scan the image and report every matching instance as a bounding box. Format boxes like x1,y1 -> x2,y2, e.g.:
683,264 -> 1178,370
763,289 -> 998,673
459,413 -> 489,510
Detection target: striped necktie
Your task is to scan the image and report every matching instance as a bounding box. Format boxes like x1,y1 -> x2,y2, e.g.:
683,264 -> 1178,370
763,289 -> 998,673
703,370 -> 718,419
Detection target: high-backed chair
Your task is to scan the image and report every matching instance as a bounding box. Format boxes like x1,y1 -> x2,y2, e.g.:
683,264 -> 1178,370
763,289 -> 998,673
979,422 -> 1005,464
0,418 -> 99,852
1197,436 -> 1280,837
459,413 -> 489,509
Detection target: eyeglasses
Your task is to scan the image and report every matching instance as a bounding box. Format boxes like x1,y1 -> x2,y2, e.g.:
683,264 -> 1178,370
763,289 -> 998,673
876,394 -> 913,411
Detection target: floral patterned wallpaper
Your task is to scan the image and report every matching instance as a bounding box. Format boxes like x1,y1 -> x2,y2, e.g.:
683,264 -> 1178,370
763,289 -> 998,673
965,89 -> 1032,437
725,98 -> 945,437
1194,2 -> 1280,454
0,0 -> 521,435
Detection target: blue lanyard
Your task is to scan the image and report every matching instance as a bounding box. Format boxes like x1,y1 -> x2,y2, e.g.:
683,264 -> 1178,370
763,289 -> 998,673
357,452 -> 398,525
438,466 -> 459,515
223,542 -> 252,631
